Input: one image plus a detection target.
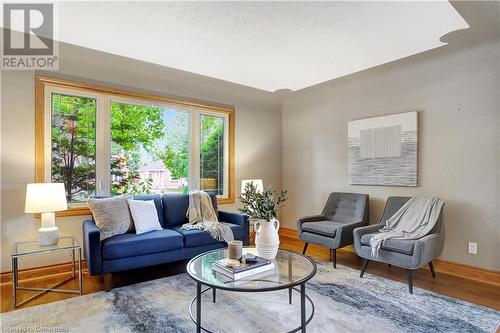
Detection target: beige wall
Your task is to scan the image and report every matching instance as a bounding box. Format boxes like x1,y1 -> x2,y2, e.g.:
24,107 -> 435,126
282,40 -> 500,270
0,43 -> 283,272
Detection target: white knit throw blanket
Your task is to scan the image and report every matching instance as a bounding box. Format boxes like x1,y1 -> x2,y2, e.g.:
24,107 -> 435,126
181,190 -> 234,243
370,196 -> 444,257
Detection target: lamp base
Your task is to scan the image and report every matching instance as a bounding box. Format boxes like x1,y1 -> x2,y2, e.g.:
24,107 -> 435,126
39,212 -> 59,246
39,226 -> 59,246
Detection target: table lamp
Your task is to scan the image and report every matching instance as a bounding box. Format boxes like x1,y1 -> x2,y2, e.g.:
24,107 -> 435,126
25,183 -> 68,246
241,179 -> 263,194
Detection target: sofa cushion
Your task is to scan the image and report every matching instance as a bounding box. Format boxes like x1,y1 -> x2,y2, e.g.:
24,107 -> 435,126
301,221 -> 342,237
102,229 -> 183,260
360,233 -> 416,255
128,199 -> 163,234
133,194 -> 165,228
174,222 -> 243,247
162,192 -> 218,227
88,195 -> 134,240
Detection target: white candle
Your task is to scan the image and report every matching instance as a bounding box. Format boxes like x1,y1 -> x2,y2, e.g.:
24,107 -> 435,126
228,240 -> 243,260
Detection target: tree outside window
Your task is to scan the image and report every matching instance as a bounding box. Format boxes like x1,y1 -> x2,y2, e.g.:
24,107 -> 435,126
49,91 -> 229,203
51,93 -> 96,202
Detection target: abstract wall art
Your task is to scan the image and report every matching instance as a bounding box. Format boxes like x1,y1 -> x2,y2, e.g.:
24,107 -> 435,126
348,111 -> 417,186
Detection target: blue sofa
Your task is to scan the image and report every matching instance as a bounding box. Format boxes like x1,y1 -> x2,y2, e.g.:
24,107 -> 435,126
82,193 -> 249,290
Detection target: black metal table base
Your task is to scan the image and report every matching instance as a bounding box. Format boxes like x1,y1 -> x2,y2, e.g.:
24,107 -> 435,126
189,283 -> 314,333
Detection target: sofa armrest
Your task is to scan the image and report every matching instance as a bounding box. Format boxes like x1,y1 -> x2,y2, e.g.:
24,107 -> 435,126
412,233 -> 443,268
296,215 -> 326,238
219,210 -> 250,246
298,215 -> 325,224
334,220 -> 367,248
353,224 -> 383,253
83,220 -> 102,275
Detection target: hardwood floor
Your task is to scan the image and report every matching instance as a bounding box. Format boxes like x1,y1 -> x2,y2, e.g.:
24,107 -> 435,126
279,236 -> 500,311
1,235 -> 499,313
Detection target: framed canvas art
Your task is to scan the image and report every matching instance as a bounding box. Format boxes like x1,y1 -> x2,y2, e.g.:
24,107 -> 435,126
348,111 -> 417,186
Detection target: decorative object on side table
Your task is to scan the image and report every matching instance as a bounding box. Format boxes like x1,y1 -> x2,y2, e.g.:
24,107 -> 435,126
239,181 -> 287,259
24,183 -> 68,246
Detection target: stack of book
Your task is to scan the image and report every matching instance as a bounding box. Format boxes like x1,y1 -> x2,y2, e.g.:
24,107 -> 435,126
212,256 -> 275,280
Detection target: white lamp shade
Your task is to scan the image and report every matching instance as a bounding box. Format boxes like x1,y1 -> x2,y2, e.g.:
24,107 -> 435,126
25,183 -> 68,213
241,179 -> 264,194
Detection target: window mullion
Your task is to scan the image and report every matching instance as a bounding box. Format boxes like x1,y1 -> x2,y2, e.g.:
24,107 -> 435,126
190,109 -> 201,191
223,114 -> 230,198
96,95 -> 111,196
43,87 -> 53,182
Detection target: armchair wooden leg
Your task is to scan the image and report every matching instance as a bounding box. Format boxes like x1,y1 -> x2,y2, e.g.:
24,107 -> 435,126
302,243 -> 309,255
332,249 -> 337,269
406,270 -> 413,294
104,273 -> 112,292
360,259 -> 369,278
429,261 -> 437,278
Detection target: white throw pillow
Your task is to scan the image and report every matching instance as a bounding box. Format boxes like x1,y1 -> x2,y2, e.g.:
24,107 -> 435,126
128,199 -> 163,234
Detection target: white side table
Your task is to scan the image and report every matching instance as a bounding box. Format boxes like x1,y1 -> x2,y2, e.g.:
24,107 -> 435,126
11,236 -> 83,308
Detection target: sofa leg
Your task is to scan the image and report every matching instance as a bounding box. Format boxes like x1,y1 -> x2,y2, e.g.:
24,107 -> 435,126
429,261 -> 436,278
407,270 -> 413,294
360,259 -> 369,278
332,249 -> 337,269
104,273 -> 112,292
302,243 -> 309,255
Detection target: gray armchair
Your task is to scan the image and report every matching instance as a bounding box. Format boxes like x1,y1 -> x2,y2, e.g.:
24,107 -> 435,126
297,192 -> 369,268
353,196 -> 444,294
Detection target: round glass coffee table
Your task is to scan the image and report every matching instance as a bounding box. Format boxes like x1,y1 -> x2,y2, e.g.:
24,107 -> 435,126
187,248 -> 317,333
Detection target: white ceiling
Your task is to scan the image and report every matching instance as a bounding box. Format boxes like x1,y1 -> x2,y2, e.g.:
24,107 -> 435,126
54,1 -> 468,92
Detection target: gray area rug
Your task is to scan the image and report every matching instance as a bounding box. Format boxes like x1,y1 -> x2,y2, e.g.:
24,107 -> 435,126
1,262 -> 499,333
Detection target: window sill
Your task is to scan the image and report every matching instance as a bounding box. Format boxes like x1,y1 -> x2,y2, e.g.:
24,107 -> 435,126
217,197 -> 235,205
36,207 -> 92,219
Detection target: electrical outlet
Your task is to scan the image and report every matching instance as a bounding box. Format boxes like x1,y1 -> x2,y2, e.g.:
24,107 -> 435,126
468,242 -> 478,255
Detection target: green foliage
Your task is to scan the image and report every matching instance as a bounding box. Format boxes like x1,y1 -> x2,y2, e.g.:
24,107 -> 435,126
110,155 -> 154,195
51,97 -> 224,200
239,182 -> 288,221
51,94 -> 96,201
110,102 -> 164,151
110,102 -> 166,195
200,116 -> 224,193
51,97 -> 168,200
123,176 -> 153,195
157,113 -> 189,180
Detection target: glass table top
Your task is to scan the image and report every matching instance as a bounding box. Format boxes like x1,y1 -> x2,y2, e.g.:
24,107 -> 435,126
12,236 -> 80,257
187,248 -> 317,291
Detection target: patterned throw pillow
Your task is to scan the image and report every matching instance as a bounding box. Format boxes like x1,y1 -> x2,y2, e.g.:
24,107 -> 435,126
88,196 -> 133,240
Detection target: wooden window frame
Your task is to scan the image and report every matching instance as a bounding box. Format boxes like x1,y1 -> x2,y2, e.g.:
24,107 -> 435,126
35,75 -> 236,217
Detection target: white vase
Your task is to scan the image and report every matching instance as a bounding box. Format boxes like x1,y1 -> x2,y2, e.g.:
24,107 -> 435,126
254,218 -> 280,259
